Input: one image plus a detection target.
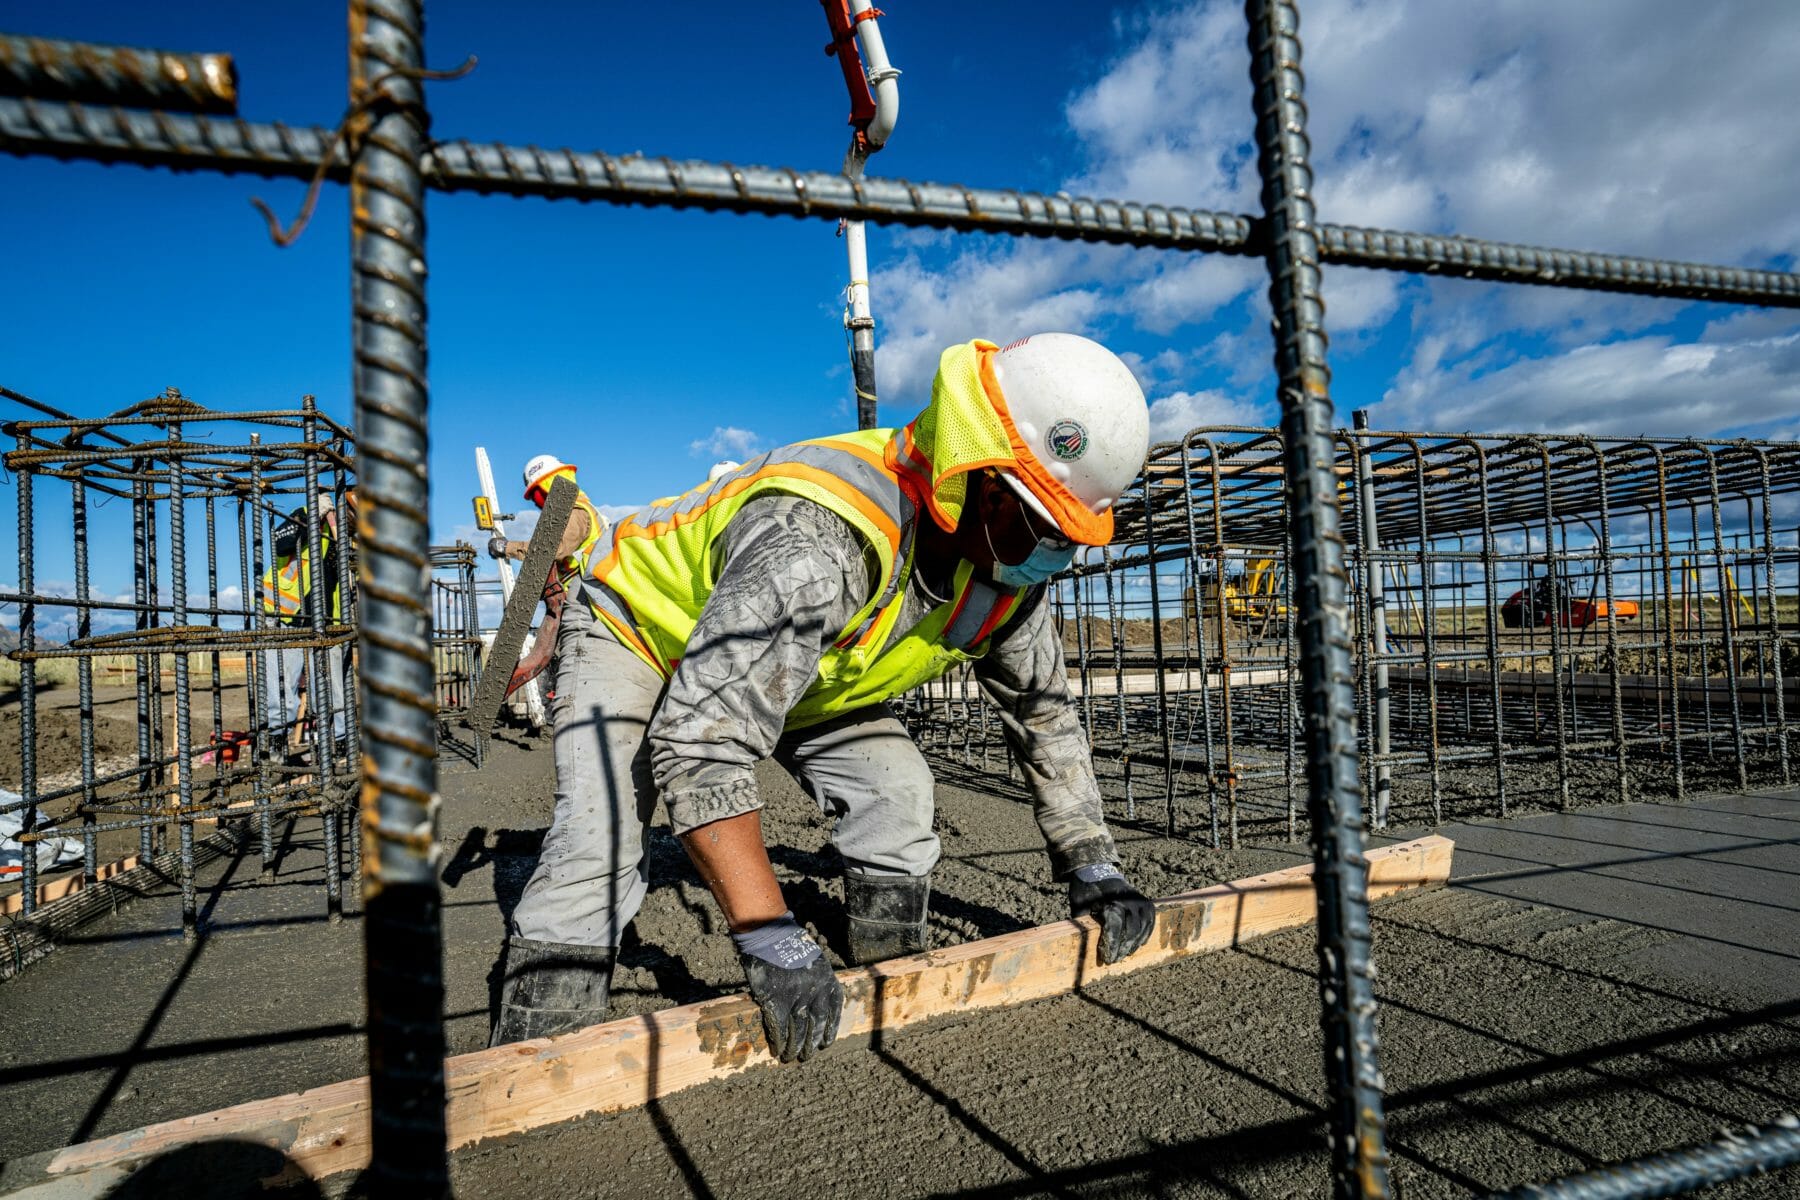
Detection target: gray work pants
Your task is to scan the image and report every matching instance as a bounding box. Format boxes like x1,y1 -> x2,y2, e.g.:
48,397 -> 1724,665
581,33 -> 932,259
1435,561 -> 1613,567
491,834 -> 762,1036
508,605 -> 941,948
261,643 -> 349,742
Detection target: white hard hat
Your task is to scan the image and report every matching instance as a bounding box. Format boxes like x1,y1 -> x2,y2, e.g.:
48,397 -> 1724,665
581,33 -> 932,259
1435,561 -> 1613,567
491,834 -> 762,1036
990,333 -> 1149,533
522,454 -> 574,501
707,460 -> 742,483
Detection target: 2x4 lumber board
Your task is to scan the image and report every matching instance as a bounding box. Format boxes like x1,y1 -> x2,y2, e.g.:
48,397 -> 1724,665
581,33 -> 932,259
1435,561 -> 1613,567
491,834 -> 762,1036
467,473 -> 575,740
0,854 -> 140,918
935,667 -> 1292,701
1,836 -> 1453,1195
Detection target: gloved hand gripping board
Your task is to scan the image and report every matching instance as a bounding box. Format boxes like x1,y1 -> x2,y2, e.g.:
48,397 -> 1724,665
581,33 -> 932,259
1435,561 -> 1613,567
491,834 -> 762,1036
467,474 -> 576,742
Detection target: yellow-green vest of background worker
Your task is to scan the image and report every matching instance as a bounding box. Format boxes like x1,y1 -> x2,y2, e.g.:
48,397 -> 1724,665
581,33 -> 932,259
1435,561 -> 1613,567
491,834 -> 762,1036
257,491 -> 356,744
489,334 -> 1158,1063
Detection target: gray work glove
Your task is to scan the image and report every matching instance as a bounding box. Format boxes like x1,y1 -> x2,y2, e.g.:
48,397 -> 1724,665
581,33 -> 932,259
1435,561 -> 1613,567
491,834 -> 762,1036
1068,863 -> 1156,964
733,913 -> 843,1063
486,535 -> 509,560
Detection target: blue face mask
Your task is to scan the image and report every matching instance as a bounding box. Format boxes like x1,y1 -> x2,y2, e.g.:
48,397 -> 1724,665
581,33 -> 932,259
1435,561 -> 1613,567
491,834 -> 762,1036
985,515 -> 1077,588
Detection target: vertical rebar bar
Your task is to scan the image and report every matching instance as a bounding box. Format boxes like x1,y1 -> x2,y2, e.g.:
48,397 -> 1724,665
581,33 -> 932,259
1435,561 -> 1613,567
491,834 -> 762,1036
1179,440 -> 1222,849
1207,452 -> 1240,848
1538,446 -> 1571,809
72,474 -> 98,881
145,479 -> 166,852
1654,452 -> 1685,799
1141,472 -> 1177,835
302,396 -> 343,922
15,439 -> 39,915
1245,2 -> 1391,1194
1471,445 -> 1507,816
206,494 -> 224,808
351,0 -> 449,1187
1587,443 -> 1629,803
166,418 -> 199,937
132,478 -> 155,859
1753,449 -> 1790,783
1352,413 -> 1391,829
1409,442 -> 1441,823
242,449 -> 275,876
1704,449 -> 1749,789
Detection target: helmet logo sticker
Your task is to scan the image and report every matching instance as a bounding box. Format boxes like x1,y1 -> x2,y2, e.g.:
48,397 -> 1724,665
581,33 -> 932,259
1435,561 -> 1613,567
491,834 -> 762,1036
1046,420 -> 1089,462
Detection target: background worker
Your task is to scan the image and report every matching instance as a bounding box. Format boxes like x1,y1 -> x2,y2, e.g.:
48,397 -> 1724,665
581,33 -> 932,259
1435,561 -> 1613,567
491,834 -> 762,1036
258,490 -> 355,746
491,334 -> 1159,1063
488,455 -> 610,570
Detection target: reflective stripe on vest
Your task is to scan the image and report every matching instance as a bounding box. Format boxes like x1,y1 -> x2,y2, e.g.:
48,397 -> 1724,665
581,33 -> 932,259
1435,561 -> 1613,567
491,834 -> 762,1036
588,427 -> 1027,729
565,489 -> 606,577
259,529 -> 337,625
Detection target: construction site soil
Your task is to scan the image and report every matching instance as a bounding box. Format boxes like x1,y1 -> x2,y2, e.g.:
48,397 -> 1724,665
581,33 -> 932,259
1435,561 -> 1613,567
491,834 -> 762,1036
1,723 -> 1797,1197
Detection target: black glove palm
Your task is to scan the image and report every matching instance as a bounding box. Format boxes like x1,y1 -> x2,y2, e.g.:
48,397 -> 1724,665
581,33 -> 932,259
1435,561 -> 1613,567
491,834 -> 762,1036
1069,868 -> 1156,964
740,952 -> 844,1063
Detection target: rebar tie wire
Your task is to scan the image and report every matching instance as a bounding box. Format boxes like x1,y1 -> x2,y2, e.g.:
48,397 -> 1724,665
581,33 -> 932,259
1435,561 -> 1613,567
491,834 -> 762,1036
249,54 -> 475,247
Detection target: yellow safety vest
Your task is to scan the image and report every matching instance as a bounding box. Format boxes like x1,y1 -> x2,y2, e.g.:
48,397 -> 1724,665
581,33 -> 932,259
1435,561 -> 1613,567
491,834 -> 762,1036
566,488 -> 606,579
259,517 -> 340,627
585,427 -> 1026,729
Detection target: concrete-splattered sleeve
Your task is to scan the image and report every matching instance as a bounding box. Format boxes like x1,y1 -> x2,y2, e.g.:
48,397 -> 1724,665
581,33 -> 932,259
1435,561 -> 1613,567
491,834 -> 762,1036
975,591 -> 1119,878
649,494 -> 873,835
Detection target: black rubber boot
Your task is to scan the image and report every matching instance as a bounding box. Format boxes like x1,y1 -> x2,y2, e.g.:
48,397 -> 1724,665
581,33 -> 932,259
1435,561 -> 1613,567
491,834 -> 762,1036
489,936 -> 616,1046
843,872 -> 930,965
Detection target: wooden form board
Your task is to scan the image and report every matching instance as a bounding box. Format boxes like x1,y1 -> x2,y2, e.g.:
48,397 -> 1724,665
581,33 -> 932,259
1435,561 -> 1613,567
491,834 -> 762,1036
0,835 -> 1452,1196
0,854 -> 140,918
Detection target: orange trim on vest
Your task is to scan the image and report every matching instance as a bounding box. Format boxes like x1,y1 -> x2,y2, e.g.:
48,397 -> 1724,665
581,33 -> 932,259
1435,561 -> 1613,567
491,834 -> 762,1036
942,582 -> 974,632
970,592 -> 1017,646
595,607 -> 661,671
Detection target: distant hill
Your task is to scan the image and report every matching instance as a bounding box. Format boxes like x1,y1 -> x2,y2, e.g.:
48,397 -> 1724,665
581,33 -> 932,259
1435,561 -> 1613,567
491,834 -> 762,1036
0,628 -> 65,654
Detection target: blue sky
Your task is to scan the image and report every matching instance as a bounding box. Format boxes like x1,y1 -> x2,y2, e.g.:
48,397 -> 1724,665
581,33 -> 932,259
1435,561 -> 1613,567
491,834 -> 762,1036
5,1 -> 1800,617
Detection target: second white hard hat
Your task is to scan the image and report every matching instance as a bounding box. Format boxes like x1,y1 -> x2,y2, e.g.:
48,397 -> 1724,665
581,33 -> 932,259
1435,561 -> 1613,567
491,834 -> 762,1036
522,454 -> 574,501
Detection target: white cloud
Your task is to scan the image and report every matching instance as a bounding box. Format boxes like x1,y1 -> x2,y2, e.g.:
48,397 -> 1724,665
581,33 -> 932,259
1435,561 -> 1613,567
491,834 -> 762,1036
1148,388 -> 1271,443
688,426 -> 763,459
872,0 -> 1800,441
1377,327 -> 1800,437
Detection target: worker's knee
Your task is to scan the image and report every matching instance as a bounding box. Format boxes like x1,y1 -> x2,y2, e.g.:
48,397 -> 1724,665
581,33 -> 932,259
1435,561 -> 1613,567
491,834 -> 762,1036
835,749 -> 940,876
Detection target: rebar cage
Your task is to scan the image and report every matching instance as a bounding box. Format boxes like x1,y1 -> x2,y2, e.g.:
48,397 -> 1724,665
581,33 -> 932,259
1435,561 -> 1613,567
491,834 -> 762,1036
430,542 -> 484,765
2,389 -> 360,933
908,427 -> 1800,849
5,4 -> 1800,1194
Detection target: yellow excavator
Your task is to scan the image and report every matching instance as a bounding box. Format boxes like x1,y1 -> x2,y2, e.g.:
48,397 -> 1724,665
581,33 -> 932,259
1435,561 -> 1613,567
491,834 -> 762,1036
1190,558 -> 1287,624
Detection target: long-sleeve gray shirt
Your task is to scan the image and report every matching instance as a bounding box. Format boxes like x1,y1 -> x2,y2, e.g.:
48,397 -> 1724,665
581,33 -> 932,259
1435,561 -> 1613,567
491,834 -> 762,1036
646,493 -> 1116,877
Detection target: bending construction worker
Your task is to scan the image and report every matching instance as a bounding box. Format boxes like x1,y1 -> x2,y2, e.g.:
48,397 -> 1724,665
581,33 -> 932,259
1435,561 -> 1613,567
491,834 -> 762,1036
492,334 -> 1158,1062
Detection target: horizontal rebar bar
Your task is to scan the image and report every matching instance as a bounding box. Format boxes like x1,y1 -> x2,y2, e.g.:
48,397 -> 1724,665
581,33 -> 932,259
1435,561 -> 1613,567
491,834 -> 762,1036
3,97 -> 1797,308
0,34 -> 237,115
1486,1115 -> 1800,1199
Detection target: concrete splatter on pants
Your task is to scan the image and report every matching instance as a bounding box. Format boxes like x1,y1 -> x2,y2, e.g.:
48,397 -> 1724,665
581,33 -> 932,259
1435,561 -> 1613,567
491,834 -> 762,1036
508,605 -> 942,948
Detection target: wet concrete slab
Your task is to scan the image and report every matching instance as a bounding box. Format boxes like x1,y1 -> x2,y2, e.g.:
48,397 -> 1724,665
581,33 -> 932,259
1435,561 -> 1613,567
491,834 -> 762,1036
1439,789 -> 1800,1006
1,754 -> 1795,1196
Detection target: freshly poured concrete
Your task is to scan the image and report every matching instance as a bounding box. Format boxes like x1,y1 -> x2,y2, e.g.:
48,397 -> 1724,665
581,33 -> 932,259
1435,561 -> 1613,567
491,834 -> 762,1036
1,729 -> 1795,1197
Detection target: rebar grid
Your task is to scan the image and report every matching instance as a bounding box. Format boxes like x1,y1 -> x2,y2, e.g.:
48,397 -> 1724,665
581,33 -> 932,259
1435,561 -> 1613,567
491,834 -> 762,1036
431,543 -> 484,767
6,7 -> 1800,1196
907,425 -> 1800,845
2,389 -> 358,931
